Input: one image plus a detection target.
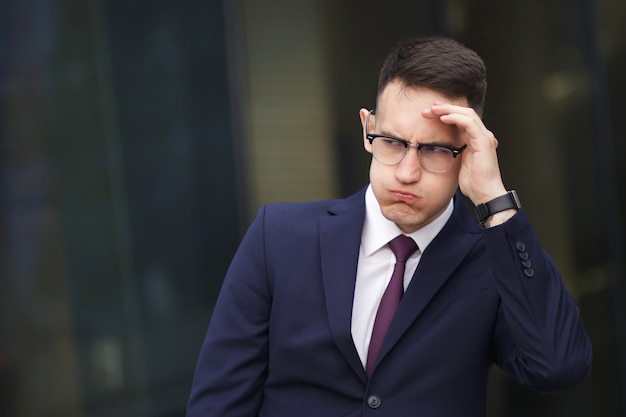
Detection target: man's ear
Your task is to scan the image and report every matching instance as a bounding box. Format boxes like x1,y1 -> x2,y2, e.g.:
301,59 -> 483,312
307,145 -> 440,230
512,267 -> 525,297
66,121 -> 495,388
359,108 -> 373,152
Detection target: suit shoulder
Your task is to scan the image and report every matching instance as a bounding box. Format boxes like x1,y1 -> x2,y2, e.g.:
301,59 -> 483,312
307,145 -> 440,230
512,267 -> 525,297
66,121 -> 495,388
265,198 -> 341,215
260,189 -> 365,219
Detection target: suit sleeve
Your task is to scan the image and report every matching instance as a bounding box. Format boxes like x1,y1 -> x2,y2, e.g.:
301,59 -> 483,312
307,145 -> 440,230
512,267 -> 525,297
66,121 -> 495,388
187,205 -> 271,416
484,210 -> 592,391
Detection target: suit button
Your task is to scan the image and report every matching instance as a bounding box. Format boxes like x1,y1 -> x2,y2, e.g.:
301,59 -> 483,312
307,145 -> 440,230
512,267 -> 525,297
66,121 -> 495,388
367,394 -> 382,409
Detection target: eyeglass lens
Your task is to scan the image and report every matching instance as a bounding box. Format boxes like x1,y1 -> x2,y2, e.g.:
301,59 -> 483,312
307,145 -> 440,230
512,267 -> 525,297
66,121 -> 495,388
371,138 -> 456,172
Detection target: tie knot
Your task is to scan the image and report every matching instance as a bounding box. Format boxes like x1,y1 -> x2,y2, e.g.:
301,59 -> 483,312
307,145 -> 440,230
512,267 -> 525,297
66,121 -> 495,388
388,235 -> 418,263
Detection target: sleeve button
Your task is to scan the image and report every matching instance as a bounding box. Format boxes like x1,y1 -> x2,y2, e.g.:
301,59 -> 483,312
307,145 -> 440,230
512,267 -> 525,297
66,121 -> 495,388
516,241 -> 526,251
524,268 -> 535,278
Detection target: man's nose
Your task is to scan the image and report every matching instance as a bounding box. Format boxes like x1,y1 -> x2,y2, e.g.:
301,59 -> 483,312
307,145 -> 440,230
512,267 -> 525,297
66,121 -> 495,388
395,146 -> 422,182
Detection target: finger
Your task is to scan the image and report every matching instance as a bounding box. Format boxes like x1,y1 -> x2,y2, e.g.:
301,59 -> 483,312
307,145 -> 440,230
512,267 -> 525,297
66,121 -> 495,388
422,104 -> 480,126
439,113 -> 498,148
438,112 -> 479,132
429,103 -> 477,117
421,107 -> 439,119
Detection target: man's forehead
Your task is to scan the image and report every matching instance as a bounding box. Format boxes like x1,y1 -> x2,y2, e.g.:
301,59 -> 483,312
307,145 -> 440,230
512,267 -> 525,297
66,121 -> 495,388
377,82 -> 467,112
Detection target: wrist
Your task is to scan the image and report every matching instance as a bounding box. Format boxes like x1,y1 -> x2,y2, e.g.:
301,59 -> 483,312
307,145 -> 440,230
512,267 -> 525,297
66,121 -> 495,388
474,190 -> 522,225
471,185 -> 508,206
482,208 -> 517,227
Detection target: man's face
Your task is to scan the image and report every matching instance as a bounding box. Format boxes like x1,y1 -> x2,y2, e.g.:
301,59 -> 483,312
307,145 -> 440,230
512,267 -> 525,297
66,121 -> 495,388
360,81 -> 467,233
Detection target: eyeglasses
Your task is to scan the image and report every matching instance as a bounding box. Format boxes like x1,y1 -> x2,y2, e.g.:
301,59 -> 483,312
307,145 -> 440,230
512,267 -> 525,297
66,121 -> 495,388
365,110 -> 466,173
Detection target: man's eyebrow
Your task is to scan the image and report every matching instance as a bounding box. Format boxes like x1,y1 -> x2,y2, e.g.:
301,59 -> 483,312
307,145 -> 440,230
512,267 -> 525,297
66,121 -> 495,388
377,128 -> 405,140
378,129 -> 454,147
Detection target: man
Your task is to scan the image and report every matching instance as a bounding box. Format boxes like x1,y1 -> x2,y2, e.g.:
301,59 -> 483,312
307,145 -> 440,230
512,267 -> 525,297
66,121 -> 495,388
187,37 -> 591,416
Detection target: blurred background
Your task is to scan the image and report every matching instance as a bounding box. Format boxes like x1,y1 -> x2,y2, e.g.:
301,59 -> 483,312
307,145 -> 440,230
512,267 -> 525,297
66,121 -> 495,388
0,0 -> 624,416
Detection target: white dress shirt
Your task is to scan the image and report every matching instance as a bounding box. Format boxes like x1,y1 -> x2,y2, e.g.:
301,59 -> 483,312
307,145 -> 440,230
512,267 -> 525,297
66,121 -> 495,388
351,185 -> 454,367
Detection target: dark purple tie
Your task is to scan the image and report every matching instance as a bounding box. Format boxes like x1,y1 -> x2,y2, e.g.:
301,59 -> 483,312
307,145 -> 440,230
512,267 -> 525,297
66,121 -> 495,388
366,235 -> 418,377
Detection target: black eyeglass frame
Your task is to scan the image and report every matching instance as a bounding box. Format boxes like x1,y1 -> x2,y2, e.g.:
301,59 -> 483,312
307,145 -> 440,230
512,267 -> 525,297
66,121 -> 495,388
365,110 -> 467,169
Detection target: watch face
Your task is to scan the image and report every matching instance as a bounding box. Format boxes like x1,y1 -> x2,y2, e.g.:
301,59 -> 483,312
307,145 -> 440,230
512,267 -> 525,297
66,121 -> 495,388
510,190 -> 522,210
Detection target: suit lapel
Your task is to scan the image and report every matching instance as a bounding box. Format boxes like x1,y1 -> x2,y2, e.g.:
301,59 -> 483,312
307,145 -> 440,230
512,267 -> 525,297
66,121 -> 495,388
375,196 -> 482,368
319,190 -> 482,378
319,190 -> 368,382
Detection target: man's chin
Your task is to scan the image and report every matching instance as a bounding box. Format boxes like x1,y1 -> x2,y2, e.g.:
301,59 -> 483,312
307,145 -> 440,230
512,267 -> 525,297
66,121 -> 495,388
381,205 -> 421,231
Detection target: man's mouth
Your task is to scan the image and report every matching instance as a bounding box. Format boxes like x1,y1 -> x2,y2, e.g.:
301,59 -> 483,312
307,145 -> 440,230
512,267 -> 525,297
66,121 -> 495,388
389,189 -> 419,202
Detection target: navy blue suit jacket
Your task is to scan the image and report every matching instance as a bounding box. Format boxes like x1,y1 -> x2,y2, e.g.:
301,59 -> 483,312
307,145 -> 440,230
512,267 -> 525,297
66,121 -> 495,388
187,188 -> 591,417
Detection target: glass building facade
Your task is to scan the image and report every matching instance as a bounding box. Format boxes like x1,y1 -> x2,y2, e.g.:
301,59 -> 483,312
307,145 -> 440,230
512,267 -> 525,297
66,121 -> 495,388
1,0 -> 624,416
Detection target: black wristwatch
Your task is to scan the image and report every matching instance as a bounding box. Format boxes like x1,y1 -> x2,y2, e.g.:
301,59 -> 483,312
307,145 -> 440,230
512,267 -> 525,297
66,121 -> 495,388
474,190 -> 522,224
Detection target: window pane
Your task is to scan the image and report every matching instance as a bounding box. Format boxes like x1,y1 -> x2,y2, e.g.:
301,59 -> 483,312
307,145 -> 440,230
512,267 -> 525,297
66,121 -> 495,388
0,1 -> 242,415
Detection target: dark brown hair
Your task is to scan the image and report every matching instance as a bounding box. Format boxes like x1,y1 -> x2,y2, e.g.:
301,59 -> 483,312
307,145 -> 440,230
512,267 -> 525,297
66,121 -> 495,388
378,37 -> 487,116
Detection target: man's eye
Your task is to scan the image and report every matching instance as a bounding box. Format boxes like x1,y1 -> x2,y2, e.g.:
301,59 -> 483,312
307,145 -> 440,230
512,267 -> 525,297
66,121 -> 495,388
381,138 -> 404,147
421,145 -> 450,155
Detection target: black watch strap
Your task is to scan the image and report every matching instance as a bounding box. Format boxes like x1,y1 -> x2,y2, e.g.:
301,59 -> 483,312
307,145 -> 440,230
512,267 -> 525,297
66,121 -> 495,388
474,190 -> 521,224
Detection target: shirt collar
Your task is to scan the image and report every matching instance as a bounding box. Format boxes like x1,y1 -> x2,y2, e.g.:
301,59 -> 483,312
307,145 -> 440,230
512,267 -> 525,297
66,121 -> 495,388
361,184 -> 454,257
